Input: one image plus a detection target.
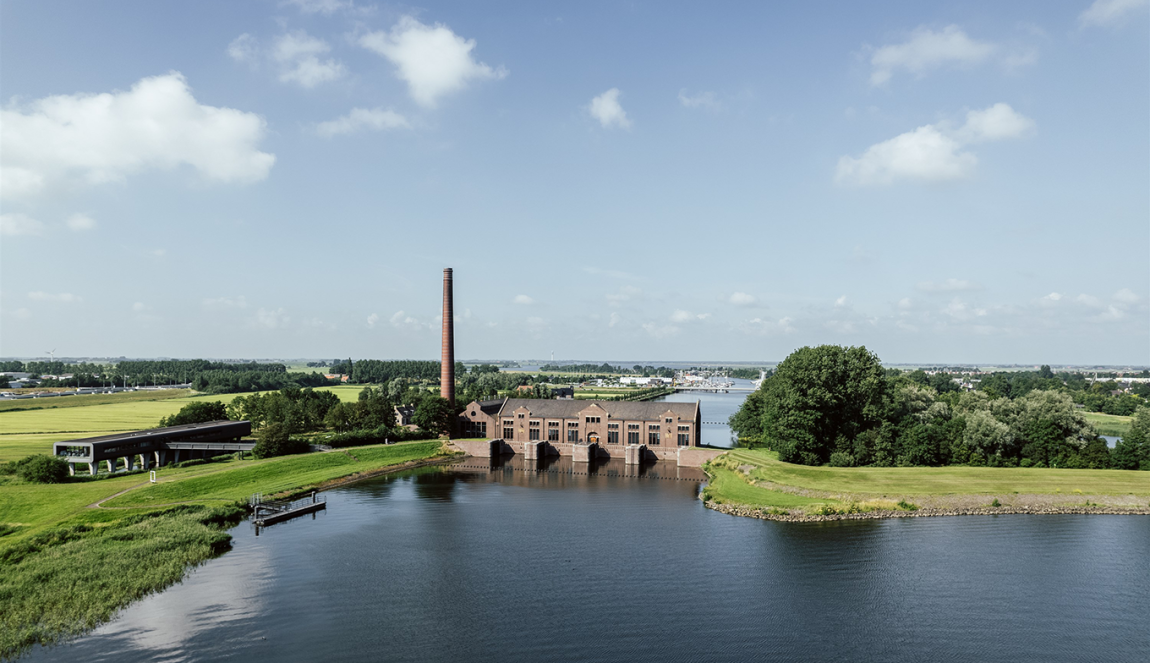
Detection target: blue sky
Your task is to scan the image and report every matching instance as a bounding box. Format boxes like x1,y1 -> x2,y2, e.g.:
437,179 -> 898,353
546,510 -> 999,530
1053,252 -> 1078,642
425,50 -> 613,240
1,0 -> 1147,365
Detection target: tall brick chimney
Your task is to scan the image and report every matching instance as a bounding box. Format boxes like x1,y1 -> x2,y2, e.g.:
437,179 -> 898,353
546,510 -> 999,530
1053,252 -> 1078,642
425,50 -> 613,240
440,268 -> 455,406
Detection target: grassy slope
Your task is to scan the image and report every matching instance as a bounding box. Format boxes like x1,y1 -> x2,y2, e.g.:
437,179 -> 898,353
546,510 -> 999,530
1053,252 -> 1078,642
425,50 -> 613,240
704,466 -> 831,509
1081,411 -> 1132,437
105,441 -> 445,507
0,389 -> 193,413
723,448 -> 1150,497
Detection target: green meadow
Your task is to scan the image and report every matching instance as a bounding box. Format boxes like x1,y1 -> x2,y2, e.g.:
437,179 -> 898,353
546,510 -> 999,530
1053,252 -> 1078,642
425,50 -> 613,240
704,448 -> 1150,510
1081,411 -> 1132,438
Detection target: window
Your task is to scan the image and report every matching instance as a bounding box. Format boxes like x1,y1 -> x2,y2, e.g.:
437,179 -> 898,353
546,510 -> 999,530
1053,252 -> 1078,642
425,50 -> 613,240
518,413 -> 525,419
627,424 -> 639,430
648,431 -> 661,446
677,425 -> 690,446
608,423 -> 618,429
627,431 -> 639,445
529,428 -> 540,440
608,430 -> 619,444
665,417 -> 674,424
585,416 -> 600,423
548,421 -> 560,442
567,421 -> 579,442
503,426 -> 513,440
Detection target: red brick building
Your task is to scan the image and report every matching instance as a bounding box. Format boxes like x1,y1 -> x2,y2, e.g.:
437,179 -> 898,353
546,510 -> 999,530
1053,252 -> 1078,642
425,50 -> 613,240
456,398 -> 703,462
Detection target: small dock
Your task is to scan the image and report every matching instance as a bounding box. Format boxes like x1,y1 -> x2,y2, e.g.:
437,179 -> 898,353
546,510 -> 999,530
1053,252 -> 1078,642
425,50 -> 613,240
251,492 -> 326,527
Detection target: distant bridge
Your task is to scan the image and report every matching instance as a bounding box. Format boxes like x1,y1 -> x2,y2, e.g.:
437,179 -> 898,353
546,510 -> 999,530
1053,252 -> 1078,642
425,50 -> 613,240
673,385 -> 754,393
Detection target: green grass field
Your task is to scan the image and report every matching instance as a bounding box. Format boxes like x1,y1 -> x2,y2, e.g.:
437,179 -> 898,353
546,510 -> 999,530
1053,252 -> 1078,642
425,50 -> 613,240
720,448 -> 1150,498
1081,411 -> 1132,437
703,466 -> 832,509
0,386 -> 370,461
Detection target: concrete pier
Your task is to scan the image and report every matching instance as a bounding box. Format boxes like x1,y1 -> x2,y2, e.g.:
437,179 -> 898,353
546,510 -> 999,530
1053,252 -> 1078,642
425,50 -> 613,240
624,444 -> 646,465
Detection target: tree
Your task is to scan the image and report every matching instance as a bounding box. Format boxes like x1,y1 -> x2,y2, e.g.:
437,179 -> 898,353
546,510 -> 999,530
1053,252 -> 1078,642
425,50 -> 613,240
252,423 -> 308,458
158,401 -> 228,428
16,454 -> 70,483
413,396 -> 455,437
1112,407 -> 1150,470
753,345 -> 889,465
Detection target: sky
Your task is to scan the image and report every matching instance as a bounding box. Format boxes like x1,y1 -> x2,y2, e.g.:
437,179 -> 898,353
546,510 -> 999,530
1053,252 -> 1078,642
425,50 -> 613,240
1,0 -> 1147,365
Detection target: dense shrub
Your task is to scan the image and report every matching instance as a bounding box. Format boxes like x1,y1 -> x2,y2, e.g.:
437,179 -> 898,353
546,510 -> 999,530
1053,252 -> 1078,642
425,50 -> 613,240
251,423 -> 310,458
158,400 -> 228,428
14,455 -> 70,484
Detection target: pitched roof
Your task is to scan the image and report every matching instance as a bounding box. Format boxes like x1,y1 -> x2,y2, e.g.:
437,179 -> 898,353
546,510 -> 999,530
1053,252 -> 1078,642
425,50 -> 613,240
494,398 -> 698,422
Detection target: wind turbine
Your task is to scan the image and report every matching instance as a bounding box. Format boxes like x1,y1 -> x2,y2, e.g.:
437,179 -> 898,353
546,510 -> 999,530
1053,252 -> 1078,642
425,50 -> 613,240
46,349 -> 56,361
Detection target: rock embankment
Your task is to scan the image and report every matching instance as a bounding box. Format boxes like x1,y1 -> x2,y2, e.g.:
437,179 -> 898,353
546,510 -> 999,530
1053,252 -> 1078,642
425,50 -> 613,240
704,500 -> 1150,523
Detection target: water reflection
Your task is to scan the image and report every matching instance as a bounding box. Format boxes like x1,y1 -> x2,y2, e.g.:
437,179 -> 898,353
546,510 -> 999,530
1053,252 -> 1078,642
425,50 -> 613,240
31,462 -> 1150,663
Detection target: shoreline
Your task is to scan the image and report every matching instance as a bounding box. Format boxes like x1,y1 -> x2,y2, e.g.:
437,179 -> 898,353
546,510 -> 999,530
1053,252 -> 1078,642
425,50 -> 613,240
276,453 -> 461,500
704,498 -> 1150,523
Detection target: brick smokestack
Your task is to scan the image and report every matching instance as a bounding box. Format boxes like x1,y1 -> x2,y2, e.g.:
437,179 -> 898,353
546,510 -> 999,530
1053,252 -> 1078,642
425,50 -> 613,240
440,268 -> 455,406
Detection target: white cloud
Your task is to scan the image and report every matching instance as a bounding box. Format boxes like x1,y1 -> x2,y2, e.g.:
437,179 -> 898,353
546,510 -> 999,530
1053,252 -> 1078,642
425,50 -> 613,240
513,294 -> 534,305
274,31 -> 346,88
1076,294 -> 1104,308
836,103 -> 1033,185
227,33 -> 258,63
0,72 -> 274,200
669,309 -> 710,323
942,298 -> 988,321
367,313 -> 380,328
0,213 -> 44,236
589,88 -> 631,129
955,103 -> 1036,143
390,310 -> 430,331
606,285 -> 641,306
13,308 -> 31,320
898,297 -> 913,310
1113,288 -> 1140,304
359,16 -> 506,108
678,89 -> 720,110
835,295 -> 848,307
642,322 -> 679,339
254,307 -> 289,329
28,291 -> 80,303
609,312 -> 621,328
65,213 -> 96,232
1041,292 -> 1063,304
202,295 -> 249,309
1079,0 -> 1148,27
317,108 -> 409,137
132,302 -> 147,312
744,316 -> 796,335
283,0 -> 353,15
869,25 -> 996,85
728,292 -> 757,307
150,248 -> 166,257
918,278 -> 981,293
526,316 -> 548,331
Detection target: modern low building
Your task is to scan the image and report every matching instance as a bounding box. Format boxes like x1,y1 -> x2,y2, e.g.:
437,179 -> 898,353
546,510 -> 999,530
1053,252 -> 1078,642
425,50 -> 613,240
53,420 -> 252,475
456,397 -> 707,463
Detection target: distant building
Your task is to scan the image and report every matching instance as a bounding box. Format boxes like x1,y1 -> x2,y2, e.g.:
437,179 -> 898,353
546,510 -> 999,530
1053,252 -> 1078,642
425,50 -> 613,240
618,376 -> 673,386
394,404 -> 416,429
324,373 -> 350,383
552,387 -> 574,399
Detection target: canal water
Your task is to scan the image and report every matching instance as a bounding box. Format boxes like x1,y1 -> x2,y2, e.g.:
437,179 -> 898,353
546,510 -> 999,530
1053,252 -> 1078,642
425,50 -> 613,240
31,386 -> 1150,662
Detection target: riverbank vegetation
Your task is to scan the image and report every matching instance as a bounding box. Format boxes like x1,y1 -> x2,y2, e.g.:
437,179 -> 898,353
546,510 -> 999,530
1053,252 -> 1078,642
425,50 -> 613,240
730,345 -> 1149,471
0,440 -> 451,659
701,447 -> 1150,518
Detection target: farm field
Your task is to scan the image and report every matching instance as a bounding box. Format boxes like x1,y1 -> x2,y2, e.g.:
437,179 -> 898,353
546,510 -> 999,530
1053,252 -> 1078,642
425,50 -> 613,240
0,385 -> 369,461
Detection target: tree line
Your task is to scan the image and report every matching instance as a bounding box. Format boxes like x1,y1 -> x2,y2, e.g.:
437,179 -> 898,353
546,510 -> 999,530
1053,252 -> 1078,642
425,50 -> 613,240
730,345 -> 1149,471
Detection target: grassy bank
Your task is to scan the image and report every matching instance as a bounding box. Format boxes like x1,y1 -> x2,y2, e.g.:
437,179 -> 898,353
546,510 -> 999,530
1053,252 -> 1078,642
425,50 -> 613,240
1081,411 -> 1132,438
0,440 -> 452,659
703,448 -> 1150,517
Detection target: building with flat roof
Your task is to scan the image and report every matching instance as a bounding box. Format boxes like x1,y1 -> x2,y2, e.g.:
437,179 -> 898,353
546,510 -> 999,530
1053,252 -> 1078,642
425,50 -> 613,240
53,420 -> 252,475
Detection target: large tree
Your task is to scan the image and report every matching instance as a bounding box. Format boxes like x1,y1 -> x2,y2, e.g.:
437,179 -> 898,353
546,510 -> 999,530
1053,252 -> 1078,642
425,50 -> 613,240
413,396 -> 455,437
756,345 -> 889,465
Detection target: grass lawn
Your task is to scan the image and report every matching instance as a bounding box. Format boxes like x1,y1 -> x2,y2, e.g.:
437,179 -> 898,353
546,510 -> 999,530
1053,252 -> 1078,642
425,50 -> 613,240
703,466 -> 832,509
1081,411 -> 1132,438
723,448 -> 1150,497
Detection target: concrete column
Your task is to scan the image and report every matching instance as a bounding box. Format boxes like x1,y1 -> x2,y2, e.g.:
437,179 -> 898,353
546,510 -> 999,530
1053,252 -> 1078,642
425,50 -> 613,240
173,449 -> 181,463
68,463 -> 75,477
104,459 -> 114,473
524,441 -> 540,460
154,450 -> 161,467
89,462 -> 97,476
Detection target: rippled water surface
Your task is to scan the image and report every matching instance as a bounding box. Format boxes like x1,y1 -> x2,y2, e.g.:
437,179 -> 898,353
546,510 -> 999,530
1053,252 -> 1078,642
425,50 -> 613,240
33,455 -> 1150,663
